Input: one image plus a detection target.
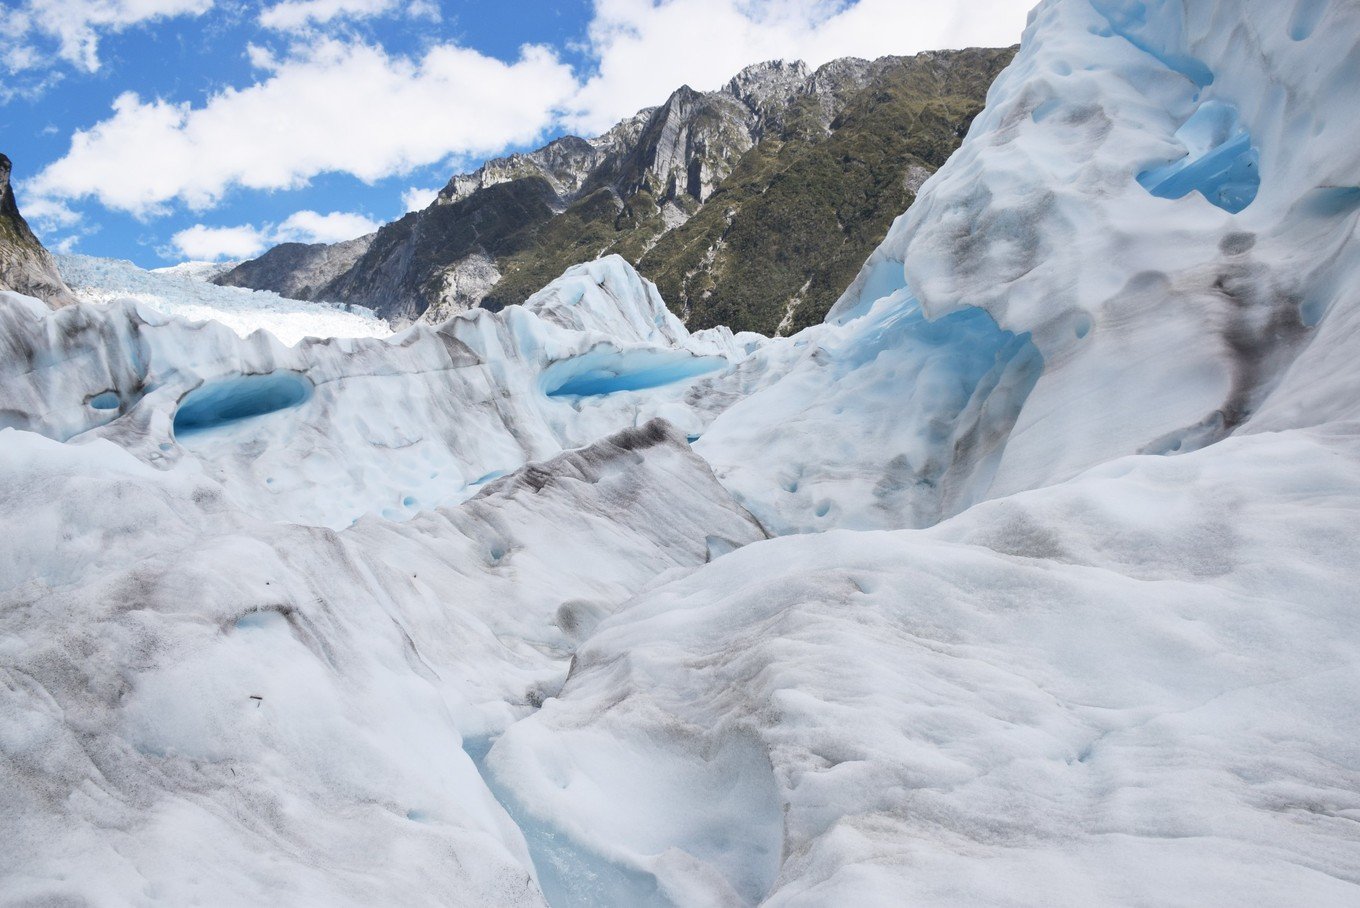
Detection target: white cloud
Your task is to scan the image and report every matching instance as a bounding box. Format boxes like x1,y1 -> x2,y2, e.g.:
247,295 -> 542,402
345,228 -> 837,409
168,209 -> 380,260
1,0 -> 213,74
21,195 -> 80,231
170,223 -> 268,261
567,0 -> 1035,133
259,0 -> 401,31
245,43 -> 278,71
401,185 -> 440,212
275,209 -> 380,244
24,0 -> 1033,222
28,38 -> 576,216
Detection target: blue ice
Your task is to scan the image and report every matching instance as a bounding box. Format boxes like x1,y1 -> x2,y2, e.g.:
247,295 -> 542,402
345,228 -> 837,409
542,348 -> 724,398
173,371 -> 313,436
462,736 -> 669,908
1138,101 -> 1260,213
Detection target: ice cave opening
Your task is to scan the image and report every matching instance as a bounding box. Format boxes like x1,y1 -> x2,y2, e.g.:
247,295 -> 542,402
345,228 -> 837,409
1137,100 -> 1260,213
172,371 -> 314,437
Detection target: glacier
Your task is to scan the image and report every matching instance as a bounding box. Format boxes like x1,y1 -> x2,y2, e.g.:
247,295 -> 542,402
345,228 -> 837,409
4,0 -> 1360,905
57,254 -> 393,347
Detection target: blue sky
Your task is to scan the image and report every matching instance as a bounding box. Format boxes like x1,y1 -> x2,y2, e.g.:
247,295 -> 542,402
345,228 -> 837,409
0,1 -> 1031,267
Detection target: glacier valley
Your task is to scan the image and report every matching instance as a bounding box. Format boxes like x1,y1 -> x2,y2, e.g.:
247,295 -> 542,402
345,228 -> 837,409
3,0 -> 1360,905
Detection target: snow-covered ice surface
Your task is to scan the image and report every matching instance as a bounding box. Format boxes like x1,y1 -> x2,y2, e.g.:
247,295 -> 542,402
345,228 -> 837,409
829,0 -> 1360,497
58,254 -> 393,346
0,420 -> 764,906
491,427 -> 1360,905
5,0 -> 1360,905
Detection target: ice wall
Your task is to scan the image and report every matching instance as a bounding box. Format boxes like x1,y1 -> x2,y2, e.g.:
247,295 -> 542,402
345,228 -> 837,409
831,0 -> 1360,496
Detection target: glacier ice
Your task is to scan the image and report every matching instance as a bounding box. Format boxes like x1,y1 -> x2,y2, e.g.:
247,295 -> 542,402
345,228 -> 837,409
5,0 -> 1360,905
0,255 -> 755,529
696,296 -> 1042,533
542,348 -> 725,397
173,371 -> 314,436
491,427 -> 1360,905
0,419 -> 765,905
1136,99 -> 1260,212
58,253 -> 393,346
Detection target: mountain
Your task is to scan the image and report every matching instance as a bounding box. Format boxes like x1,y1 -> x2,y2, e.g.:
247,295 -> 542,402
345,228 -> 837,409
215,48 -> 1013,333
0,153 -> 75,307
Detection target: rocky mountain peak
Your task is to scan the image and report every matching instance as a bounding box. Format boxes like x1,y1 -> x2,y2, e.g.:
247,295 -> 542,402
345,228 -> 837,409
216,47 -> 1015,331
0,152 -> 76,308
438,134 -> 605,207
724,59 -> 811,117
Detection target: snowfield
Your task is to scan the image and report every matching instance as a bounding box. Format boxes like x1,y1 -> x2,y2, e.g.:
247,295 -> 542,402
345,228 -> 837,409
4,0 -> 1360,905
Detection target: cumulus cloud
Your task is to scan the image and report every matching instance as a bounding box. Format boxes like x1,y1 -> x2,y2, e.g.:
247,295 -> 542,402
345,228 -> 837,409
259,0 -> 436,31
170,223 -> 268,261
25,0 -> 1033,225
567,0 -> 1034,133
401,185 -> 441,212
169,209 -> 379,260
29,38 -> 576,216
21,195 -> 81,231
1,0 -> 213,74
275,209 -> 380,243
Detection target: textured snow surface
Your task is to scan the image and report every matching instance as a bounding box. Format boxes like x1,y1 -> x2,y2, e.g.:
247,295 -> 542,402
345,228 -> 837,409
59,254 -> 393,346
5,0 -> 1360,905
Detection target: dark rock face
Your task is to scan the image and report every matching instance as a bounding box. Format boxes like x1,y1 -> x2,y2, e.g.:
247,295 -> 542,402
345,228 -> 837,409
213,235 -> 374,302
216,48 -> 1014,332
0,153 -> 76,308
321,178 -> 561,325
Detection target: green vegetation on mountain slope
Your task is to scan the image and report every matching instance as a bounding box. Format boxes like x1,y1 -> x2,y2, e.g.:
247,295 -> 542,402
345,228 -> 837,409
490,47 -> 1013,334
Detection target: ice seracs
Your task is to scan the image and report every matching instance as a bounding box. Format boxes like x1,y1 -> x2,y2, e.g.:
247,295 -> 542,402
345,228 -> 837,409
0,255 -> 755,528
889,0 -> 1360,496
58,253 -> 392,347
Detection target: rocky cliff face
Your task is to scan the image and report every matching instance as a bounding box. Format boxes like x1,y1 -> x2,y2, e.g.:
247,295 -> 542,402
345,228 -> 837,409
0,154 -> 75,308
214,234 -> 374,302
216,48 -> 1013,332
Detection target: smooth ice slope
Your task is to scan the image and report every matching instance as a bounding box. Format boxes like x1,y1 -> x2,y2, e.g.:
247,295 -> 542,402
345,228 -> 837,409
492,427 -> 1360,905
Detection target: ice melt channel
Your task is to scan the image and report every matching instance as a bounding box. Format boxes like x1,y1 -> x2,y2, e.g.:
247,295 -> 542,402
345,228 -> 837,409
463,735 -> 670,908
